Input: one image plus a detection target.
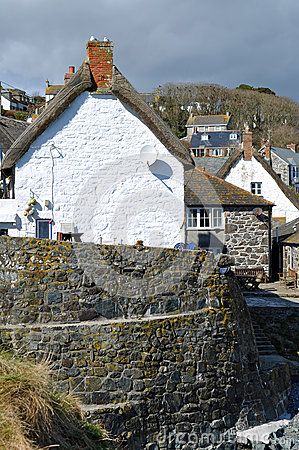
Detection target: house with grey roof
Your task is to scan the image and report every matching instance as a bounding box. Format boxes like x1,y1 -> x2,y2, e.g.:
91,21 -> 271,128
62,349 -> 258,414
186,114 -> 231,139
259,143 -> 299,192
190,129 -> 242,165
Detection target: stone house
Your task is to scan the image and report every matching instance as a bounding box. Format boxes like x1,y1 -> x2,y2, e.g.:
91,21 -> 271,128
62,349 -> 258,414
281,231 -> 299,286
185,168 -> 273,275
1,37 -> 194,247
259,142 -> 299,193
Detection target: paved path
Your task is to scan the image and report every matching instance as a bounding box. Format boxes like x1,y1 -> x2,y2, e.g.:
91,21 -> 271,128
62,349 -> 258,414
245,295 -> 299,307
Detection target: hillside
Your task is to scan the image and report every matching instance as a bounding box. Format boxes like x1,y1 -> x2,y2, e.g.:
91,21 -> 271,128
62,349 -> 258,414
152,82 -> 299,146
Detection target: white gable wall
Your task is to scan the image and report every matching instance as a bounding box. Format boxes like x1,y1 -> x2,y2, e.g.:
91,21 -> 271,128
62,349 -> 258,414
226,156 -> 299,222
11,92 -> 185,247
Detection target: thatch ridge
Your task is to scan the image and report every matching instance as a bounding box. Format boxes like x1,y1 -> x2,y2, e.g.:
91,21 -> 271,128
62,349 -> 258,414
2,62 -> 93,170
112,67 -> 194,168
2,63 -> 193,170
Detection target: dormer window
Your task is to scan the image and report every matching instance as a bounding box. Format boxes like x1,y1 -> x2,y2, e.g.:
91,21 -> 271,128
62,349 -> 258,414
229,133 -> 238,140
201,134 -> 209,141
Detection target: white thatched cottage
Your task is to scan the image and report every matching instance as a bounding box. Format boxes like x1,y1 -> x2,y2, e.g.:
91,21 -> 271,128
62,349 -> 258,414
1,37 -> 194,247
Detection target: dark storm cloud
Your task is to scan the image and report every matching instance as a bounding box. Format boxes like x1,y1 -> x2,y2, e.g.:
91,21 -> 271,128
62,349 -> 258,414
0,0 -> 299,99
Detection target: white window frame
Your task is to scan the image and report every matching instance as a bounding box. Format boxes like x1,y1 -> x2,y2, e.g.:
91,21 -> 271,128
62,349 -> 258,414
201,134 -> 209,141
187,207 -> 224,230
229,133 -> 238,140
212,148 -> 223,157
251,182 -> 262,195
291,166 -> 299,182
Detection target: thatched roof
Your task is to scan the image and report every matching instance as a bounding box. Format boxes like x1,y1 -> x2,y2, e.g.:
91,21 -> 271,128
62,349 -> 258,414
0,116 -> 28,154
2,62 -> 194,170
185,167 -> 273,207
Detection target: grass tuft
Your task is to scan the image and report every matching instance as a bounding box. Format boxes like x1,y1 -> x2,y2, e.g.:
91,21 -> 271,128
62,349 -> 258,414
0,352 -> 110,450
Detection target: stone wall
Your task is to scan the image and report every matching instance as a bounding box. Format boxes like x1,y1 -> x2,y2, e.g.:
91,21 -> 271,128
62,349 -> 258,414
224,207 -> 270,274
271,152 -> 290,186
0,237 -> 291,449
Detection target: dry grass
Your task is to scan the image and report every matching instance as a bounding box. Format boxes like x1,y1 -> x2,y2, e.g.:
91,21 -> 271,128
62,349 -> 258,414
0,352 -> 109,450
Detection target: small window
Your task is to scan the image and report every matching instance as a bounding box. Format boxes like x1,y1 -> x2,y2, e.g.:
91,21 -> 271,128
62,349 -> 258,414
251,182 -> 262,195
201,134 -> 209,141
187,209 -> 198,228
0,229 -> 8,236
212,148 -> 222,157
291,166 -> 299,182
229,133 -> 238,140
212,208 -> 223,228
192,149 -> 205,157
36,219 -> 51,239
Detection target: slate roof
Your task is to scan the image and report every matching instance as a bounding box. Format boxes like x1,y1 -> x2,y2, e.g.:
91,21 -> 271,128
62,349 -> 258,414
271,147 -> 299,166
2,57 -> 194,170
191,131 -> 241,149
0,116 -> 28,154
184,168 -> 273,207
276,217 -> 299,238
194,157 -> 229,175
186,114 -> 230,127
282,231 -> 299,245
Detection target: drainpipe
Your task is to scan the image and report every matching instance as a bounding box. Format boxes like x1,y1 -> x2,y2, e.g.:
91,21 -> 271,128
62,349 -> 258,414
268,207 -> 273,281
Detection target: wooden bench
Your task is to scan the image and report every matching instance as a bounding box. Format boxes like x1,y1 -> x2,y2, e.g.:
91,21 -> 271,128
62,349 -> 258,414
234,267 -> 266,290
279,269 -> 297,288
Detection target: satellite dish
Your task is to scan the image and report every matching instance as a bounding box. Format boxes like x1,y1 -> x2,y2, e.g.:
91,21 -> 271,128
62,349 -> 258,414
174,243 -> 185,250
140,145 -> 158,166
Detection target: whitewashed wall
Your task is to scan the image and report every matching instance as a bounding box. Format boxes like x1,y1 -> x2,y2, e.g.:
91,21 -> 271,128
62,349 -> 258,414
226,156 -> 299,222
11,92 -> 185,247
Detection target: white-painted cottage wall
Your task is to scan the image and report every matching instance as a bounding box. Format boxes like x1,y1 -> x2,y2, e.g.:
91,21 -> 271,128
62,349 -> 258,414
11,92 -> 185,247
226,156 -> 299,222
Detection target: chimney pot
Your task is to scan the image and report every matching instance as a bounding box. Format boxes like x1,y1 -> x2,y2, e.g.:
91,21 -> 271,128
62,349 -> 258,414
287,143 -> 297,152
69,66 -> 75,74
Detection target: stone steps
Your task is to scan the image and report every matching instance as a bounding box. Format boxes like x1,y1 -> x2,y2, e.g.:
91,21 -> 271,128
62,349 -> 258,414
252,322 -> 278,357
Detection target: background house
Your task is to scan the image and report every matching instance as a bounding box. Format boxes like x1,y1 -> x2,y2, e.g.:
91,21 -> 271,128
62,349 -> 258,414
185,114 -> 231,139
1,38 -> 193,248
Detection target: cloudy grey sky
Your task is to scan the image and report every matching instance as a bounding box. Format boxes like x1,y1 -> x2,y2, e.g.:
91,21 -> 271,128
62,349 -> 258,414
1,0 -> 298,100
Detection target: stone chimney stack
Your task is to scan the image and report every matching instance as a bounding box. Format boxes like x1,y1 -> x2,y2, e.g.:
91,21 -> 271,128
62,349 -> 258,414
243,126 -> 253,161
86,36 -> 113,90
64,66 -> 75,84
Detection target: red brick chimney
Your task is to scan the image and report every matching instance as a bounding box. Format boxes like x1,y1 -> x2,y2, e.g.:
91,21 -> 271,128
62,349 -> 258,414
264,140 -> 271,159
64,66 -> 75,84
86,37 -> 113,90
243,126 -> 253,161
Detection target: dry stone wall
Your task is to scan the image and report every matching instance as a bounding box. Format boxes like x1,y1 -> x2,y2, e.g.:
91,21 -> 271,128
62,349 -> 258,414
224,207 -> 269,273
0,237 -> 291,449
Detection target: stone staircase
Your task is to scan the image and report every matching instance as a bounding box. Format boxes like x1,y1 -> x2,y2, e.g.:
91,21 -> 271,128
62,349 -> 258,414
252,322 -> 278,356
